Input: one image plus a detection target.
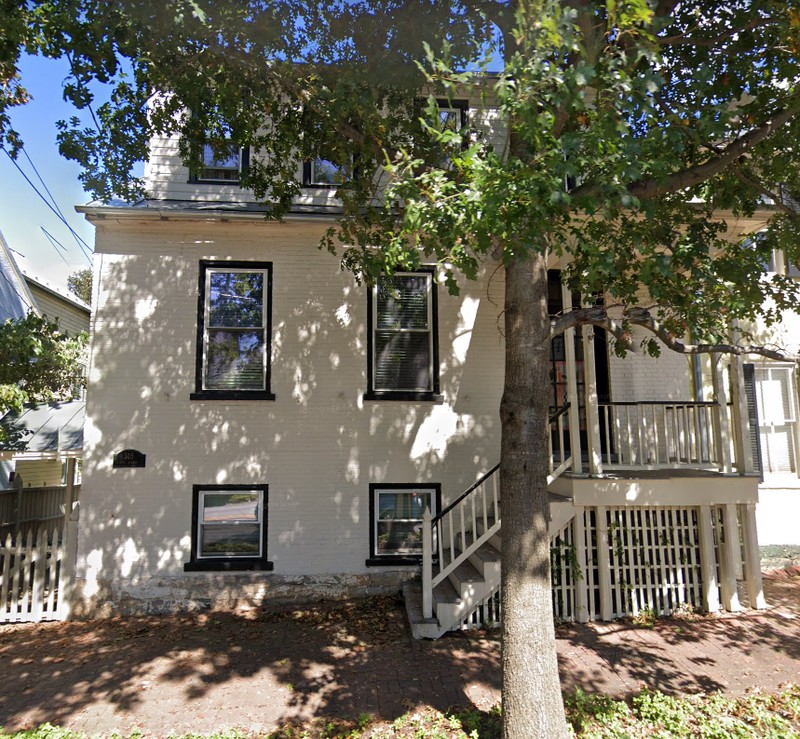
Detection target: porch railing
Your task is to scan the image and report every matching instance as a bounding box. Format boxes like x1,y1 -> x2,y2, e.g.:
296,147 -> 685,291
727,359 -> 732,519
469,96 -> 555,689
598,401 -> 721,469
421,403 -> 572,619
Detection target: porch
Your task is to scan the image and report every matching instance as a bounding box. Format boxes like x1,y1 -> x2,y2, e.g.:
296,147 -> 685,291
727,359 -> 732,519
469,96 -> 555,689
411,310 -> 765,638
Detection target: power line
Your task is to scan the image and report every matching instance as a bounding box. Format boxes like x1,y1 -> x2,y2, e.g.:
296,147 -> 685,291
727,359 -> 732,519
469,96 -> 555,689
40,228 -> 73,267
22,148 -> 93,260
1,146 -> 93,264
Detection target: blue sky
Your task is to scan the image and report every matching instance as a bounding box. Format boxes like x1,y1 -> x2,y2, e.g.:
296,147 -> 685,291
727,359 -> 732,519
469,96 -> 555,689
0,55 -> 100,292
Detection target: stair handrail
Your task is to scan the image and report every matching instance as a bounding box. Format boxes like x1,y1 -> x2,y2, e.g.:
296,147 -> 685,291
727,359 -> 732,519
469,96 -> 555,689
422,403 -> 573,619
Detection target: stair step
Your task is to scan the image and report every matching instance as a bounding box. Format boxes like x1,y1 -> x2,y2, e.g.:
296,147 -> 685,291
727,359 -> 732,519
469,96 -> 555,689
433,577 -> 460,605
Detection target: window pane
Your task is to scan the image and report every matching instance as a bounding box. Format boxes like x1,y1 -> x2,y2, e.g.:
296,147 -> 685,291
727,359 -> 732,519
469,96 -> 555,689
200,523 -> 261,556
375,331 -> 431,391
202,493 -> 260,523
311,158 -> 346,185
206,330 -> 265,389
379,491 -> 431,519
208,272 -> 264,328
377,276 -> 430,330
439,108 -> 461,132
376,521 -> 425,553
203,142 -> 239,169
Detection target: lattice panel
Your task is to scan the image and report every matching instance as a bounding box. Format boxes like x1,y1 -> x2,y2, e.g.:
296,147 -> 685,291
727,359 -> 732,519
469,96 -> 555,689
604,506 -> 703,618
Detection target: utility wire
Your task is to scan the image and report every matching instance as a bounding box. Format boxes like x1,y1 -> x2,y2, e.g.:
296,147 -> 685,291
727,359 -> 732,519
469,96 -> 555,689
40,228 -> 73,267
22,147 -> 93,260
1,147 -> 93,264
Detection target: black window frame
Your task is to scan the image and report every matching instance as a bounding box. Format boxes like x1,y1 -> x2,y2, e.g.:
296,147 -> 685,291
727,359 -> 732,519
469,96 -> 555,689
364,267 -> 441,402
189,141 -> 250,185
190,259 -> 276,401
366,482 -> 441,566
184,483 -> 273,572
302,150 -> 357,189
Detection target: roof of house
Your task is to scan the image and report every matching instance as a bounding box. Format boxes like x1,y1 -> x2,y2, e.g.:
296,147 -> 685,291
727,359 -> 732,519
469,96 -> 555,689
0,231 -> 38,322
0,400 -> 84,459
22,271 -> 90,314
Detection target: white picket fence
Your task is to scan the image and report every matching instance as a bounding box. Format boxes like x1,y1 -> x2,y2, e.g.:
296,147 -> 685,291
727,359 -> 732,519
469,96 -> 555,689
0,504 -> 79,623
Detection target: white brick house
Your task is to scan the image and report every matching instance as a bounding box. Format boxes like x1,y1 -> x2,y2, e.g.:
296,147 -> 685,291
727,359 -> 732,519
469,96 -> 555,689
72,97 -> 793,633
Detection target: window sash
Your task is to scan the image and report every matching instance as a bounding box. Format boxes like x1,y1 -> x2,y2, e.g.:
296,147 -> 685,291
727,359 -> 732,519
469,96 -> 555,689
197,490 -> 263,559
372,273 -> 434,393
202,267 -> 268,391
374,488 -> 435,556
755,365 -> 799,474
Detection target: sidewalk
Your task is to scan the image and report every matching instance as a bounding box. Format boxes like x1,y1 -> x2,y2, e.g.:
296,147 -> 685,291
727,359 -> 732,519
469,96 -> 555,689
0,569 -> 797,737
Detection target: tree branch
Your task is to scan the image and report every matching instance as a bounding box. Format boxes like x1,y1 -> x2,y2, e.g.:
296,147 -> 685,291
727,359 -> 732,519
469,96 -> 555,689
732,167 -> 799,215
626,307 -> 795,360
551,307 -> 797,361
627,104 -> 800,200
658,17 -> 776,47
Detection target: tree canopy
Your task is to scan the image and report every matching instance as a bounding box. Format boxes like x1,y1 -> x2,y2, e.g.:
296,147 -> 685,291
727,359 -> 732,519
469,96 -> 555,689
0,313 -> 86,418
4,2 -> 800,736
67,267 -> 92,303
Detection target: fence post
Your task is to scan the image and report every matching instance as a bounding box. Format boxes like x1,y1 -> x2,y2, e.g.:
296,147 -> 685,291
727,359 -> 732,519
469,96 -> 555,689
30,526 -> 47,622
422,507 -> 433,619
59,502 -> 81,620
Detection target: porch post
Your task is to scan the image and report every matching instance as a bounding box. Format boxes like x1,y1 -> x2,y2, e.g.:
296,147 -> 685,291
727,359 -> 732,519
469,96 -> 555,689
582,325 -> 603,475
594,505 -> 613,620
697,505 -> 720,613
741,503 -> 768,609
711,354 -> 733,474
562,283 -> 582,474
729,323 -> 754,474
719,503 -> 742,612
572,505 -> 589,622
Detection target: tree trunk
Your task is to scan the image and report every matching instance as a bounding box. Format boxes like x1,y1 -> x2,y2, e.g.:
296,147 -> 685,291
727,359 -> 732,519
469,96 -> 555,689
500,251 -> 570,738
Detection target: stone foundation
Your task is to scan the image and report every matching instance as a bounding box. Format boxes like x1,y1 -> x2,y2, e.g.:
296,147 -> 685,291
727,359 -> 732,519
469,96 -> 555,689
71,570 -> 416,618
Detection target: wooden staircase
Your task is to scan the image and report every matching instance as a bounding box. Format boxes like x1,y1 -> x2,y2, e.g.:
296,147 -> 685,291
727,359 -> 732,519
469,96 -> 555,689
408,405 -> 576,639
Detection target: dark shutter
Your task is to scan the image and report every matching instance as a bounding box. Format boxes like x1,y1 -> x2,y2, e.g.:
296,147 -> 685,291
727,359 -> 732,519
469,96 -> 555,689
743,363 -> 763,480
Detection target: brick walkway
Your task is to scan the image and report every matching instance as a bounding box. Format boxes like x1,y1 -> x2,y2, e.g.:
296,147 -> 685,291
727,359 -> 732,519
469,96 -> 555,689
0,569 -> 798,737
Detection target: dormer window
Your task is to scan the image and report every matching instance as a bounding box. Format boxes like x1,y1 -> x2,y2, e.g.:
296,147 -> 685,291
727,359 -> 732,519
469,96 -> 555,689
191,140 -> 250,184
303,147 -> 354,188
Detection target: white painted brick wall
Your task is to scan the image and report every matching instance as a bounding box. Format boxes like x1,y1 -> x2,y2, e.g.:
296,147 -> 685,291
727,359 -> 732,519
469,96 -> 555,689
78,217 -> 506,609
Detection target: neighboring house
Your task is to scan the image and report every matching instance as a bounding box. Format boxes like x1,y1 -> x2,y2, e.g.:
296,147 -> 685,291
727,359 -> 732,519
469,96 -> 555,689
0,231 -> 88,531
73,96 -> 791,634
22,271 -> 90,338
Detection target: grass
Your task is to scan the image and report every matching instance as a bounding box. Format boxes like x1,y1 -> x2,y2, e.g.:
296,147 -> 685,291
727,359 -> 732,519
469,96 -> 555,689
1,685 -> 798,738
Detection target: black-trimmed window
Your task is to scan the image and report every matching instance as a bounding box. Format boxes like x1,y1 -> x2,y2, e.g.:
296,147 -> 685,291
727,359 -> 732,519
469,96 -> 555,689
302,147 -> 355,188
184,484 -> 273,571
365,269 -> 440,401
192,141 -> 250,184
367,483 -> 441,565
191,260 -> 275,401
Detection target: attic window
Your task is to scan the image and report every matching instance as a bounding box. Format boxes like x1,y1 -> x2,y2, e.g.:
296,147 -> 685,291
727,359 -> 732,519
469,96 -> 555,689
193,141 -> 250,184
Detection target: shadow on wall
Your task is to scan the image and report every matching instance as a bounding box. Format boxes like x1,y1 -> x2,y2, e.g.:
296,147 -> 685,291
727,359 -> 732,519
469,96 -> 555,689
78,240 -> 505,603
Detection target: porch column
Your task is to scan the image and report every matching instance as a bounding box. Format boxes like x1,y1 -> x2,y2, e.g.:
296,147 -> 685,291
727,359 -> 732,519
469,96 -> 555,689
719,503 -> 742,612
729,323 -> 754,474
572,505 -> 589,622
741,503 -> 768,609
711,354 -> 733,474
582,325 -> 603,475
561,283 -> 582,474
594,505 -> 613,620
697,505 -> 720,613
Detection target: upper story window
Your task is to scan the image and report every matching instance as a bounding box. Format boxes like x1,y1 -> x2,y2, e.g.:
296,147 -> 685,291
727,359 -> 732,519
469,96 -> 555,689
191,260 -> 275,401
365,269 -> 441,401
191,139 -> 250,184
302,145 -> 354,188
